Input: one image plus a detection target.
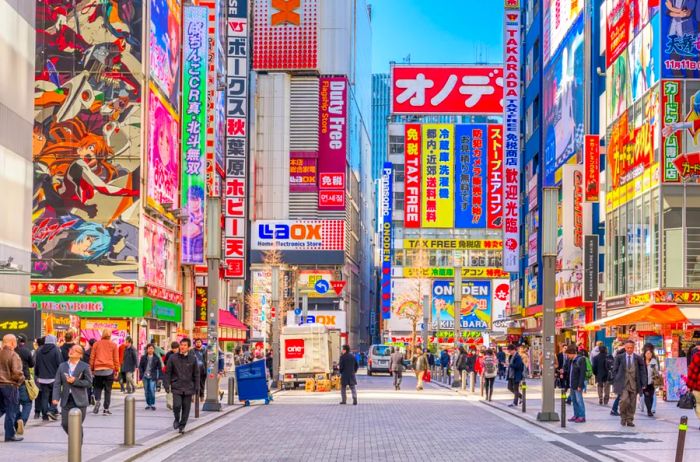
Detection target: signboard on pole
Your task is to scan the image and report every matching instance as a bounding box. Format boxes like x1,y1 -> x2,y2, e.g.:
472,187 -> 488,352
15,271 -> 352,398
381,163 -> 393,320
404,123 -> 421,228
583,235 -> 599,303
584,135 -> 600,202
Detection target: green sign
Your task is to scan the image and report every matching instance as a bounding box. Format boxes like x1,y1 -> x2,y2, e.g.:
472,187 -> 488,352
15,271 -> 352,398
31,296 -> 147,318
147,298 -> 182,323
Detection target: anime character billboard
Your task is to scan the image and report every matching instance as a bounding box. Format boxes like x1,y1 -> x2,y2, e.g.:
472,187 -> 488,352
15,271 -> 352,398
147,87 -> 179,208
661,0 -> 700,78
33,1 -> 143,281
149,0 -> 181,110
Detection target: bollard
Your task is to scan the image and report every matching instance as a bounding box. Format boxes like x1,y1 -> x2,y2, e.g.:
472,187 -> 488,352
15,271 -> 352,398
228,376 -> 236,405
675,416 -> 688,462
560,390 -> 567,428
470,371 -> 476,393
521,381 -> 527,413
68,408 -> 82,462
124,395 -> 135,446
461,370 -> 467,391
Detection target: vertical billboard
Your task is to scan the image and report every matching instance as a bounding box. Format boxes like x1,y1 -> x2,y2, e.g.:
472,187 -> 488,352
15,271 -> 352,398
181,6 -> 209,265
381,163 -> 394,320
252,0 -> 319,70
543,15 -> 584,186
606,0 -> 629,67
404,124 -> 421,228
421,124 -> 454,228
223,0 -> 249,279
584,135 -> 600,202
147,87 -> 180,209
318,76 -> 347,211
150,0 -> 182,110
487,125 -> 504,229
661,1 -> 700,78
33,1 -> 142,281
431,280 -> 492,331
141,216 -> 178,291
503,5 -> 522,272
455,124 -> 487,228
543,0 -> 584,64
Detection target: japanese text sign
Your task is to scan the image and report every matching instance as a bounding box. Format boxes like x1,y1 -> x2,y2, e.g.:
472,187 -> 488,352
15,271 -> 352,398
318,76 -> 347,210
661,1 -> 700,78
289,154 -> 317,192
404,124 -> 421,228
662,80 -> 682,182
421,124 -> 454,228
584,135 -> 600,202
488,125 -> 504,229
455,124 -> 487,228
381,163 -> 393,320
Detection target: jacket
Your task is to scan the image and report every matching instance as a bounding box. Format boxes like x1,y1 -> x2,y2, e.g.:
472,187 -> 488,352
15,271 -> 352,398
138,354 -> 163,381
120,346 -> 138,373
165,351 -> 200,395
82,348 -> 92,365
35,343 -> 63,381
465,353 -> 476,372
414,353 -> 429,372
455,352 -> 467,371
0,347 -> 24,386
15,344 -> 34,379
90,339 -> 120,372
687,349 -> 700,392
193,347 -> 208,376
508,352 -> 524,382
389,351 -> 404,373
52,361 -> 92,407
339,352 -> 358,386
592,353 -> 612,383
439,351 -> 450,368
568,355 -> 587,390
60,342 -> 75,362
612,353 -> 647,395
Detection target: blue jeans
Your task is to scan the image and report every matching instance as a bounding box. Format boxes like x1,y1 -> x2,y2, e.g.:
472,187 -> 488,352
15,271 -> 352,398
0,385 -> 19,440
612,394 -> 620,413
16,383 -> 32,424
571,389 -> 585,418
143,377 -> 156,407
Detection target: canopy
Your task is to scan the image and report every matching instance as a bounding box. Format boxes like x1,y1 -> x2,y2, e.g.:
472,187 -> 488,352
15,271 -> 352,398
584,303 -> 689,330
218,309 -> 248,330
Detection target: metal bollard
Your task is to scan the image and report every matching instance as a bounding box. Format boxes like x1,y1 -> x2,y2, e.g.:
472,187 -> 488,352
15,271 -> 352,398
68,408 -> 82,462
228,376 -> 236,405
521,381 -> 527,413
560,390 -> 567,428
469,371 -> 476,392
124,395 -> 135,446
675,416 -> 688,462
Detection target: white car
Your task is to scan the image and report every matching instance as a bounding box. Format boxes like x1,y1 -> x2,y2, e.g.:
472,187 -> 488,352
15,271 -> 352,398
367,344 -> 392,375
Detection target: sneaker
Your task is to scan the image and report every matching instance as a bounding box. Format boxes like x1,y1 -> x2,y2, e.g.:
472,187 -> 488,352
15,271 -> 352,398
353,399 -> 357,405
575,418 -> 586,423
627,422 -> 635,427
33,413 -> 40,420
610,410 -> 620,416
93,401 -> 101,414
103,409 -> 112,415
47,412 -> 59,421
178,427 -> 185,434
568,416 -> 577,422
145,406 -> 151,411
151,406 -> 156,411
16,420 -> 24,435
507,404 -> 516,408
339,401 -> 346,405
4,436 -> 23,442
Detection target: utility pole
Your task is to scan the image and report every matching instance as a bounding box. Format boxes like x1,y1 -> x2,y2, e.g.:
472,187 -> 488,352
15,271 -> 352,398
454,257 -> 462,348
271,265 -> 280,388
422,294 -> 429,349
203,197 -> 221,412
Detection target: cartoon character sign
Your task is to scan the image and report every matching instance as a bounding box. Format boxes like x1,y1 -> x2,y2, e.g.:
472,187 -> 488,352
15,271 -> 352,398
149,0 -> 182,109
147,88 -> 179,207
33,1 -> 143,281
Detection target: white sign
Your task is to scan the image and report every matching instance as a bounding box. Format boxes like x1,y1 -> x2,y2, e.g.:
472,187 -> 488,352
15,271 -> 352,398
251,220 -> 345,251
286,310 -> 347,332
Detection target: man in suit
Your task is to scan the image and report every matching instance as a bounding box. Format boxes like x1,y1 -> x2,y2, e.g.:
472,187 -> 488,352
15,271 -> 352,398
389,347 -> 404,391
612,339 -> 647,427
52,345 -> 93,438
338,345 -> 358,405
506,344 -> 524,408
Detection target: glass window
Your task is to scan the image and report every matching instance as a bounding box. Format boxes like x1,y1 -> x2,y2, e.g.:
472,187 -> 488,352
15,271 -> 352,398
393,249 -> 404,266
642,192 -> 650,290
651,187 -> 659,288
394,191 -> 404,214
394,163 -> 405,183
663,186 -> 684,287
470,250 -> 486,267
686,186 -> 700,288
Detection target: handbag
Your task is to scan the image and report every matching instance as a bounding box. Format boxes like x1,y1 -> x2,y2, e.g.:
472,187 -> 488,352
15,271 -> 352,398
652,371 -> 664,388
25,376 -> 39,401
424,370 -> 431,383
677,392 -> 696,410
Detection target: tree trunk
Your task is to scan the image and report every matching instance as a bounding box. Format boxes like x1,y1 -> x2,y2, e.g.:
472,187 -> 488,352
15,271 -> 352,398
411,320 -> 417,357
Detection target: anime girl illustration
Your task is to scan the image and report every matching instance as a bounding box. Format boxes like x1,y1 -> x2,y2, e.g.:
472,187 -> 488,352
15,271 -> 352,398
147,90 -> 178,206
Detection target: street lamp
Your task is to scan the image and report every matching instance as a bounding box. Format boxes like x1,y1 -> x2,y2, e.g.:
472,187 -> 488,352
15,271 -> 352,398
203,196 -> 221,412
538,187 -> 559,422
271,264 -> 280,388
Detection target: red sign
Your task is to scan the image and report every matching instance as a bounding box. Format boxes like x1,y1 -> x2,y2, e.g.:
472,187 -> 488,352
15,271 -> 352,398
318,76 -> 347,211
673,152 -> 700,178
487,126 -> 503,229
584,135 -> 600,202
574,169 -> 583,249
285,338 -> 304,359
331,280 -> 346,295
391,65 -> 504,115
404,123 -> 421,228
289,153 -> 317,192
318,190 -> 345,209
606,0 -> 629,67
31,282 -> 136,296
271,306 -> 276,319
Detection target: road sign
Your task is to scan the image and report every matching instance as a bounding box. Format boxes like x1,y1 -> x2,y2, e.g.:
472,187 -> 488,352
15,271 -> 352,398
314,279 -> 330,294
331,280 -> 346,295
294,308 -> 302,316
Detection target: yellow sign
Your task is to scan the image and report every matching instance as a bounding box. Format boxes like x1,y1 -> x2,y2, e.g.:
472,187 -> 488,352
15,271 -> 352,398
606,163 -> 659,212
404,267 -> 509,279
81,319 -> 129,331
421,124 -> 454,228
403,239 -> 503,250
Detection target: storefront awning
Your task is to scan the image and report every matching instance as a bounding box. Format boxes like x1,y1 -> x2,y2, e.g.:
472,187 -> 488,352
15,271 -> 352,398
680,307 -> 700,325
218,310 -> 248,330
584,303 -> 687,330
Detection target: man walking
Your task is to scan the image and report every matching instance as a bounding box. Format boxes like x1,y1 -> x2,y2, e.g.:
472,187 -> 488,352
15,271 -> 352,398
506,344 -> 524,408
13,335 -> 34,435
389,347 -> 404,390
193,339 -> 207,399
138,343 -> 163,410
34,334 -> 62,421
89,330 -> 119,415
613,340 -> 647,427
566,345 -> 587,423
119,337 -> 138,394
164,338 -> 199,434
52,345 -> 92,440
440,349 -> 451,383
338,345 -> 358,405
0,334 -> 24,442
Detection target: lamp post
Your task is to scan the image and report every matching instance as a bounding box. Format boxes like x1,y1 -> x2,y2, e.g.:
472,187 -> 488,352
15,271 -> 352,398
538,187 -> 559,421
203,197 -> 221,412
453,252 -> 462,348
271,265 -> 280,388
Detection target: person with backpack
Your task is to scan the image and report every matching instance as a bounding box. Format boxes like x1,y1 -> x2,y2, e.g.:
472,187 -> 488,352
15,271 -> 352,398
592,345 -> 612,405
567,345 -> 587,423
481,348 -> 498,401
454,346 -> 467,387
685,345 -> 700,430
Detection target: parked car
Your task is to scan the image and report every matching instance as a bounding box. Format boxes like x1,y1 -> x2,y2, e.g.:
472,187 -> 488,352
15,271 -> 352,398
367,344 -> 392,375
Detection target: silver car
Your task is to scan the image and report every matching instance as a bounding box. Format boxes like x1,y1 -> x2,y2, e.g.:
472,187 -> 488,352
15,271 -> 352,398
367,344 -> 392,375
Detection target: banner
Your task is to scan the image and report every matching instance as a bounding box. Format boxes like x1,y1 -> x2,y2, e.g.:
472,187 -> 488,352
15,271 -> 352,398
661,0 -> 700,78
404,124 -> 421,228
584,135 -> 600,202
289,154 -> 317,192
141,216 -> 178,291
583,235 -> 599,303
402,239 -> 502,250
491,279 -> 510,333
421,124 -> 454,228
181,6 -> 209,265
405,267 -> 509,279
381,163 -> 393,320
503,8 -> 522,272
606,0 -> 629,67
661,80 -> 683,182
318,76 -> 347,210
487,125 -> 504,229
391,65 -> 504,115
149,0 -> 182,110
431,280 -> 492,331
251,220 -> 345,251
147,87 -> 180,210
455,124 -> 487,228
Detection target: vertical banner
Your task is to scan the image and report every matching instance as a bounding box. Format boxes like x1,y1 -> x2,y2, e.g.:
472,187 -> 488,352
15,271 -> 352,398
404,123 -> 421,228
381,163 -> 394,320
487,125 -> 504,229
455,124 -> 487,228
584,134 -> 600,202
662,80 -> 682,183
181,6 -> 209,265
223,0 -> 249,279
421,124 -> 454,228
583,235 -> 599,303
503,5 -> 521,272
318,76 -> 347,211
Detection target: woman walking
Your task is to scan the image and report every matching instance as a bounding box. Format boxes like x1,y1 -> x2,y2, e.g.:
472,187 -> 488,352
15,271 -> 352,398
481,348 -> 498,401
643,349 -> 660,417
138,344 -> 163,410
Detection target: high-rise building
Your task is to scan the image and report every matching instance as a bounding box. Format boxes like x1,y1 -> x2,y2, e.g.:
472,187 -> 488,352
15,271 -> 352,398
372,73 -> 390,182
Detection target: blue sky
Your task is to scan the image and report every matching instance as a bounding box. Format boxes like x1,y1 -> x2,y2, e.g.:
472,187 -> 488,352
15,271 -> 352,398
370,0 -> 505,73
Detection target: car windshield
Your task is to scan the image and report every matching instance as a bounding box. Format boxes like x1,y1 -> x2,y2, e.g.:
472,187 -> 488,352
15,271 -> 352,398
372,346 -> 391,357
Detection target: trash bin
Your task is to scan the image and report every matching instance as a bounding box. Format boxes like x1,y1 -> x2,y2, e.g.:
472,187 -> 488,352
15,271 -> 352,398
235,359 -> 271,406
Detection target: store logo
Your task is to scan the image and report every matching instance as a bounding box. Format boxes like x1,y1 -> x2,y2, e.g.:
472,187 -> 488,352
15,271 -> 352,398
258,223 -> 321,240
271,0 -> 300,26
285,339 -> 305,359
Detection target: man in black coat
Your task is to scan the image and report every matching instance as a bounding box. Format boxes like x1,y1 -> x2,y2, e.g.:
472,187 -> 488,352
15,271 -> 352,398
164,338 -> 200,433
566,345 -> 587,423
591,345 -> 612,405
506,344 -> 524,407
119,337 -> 138,394
34,335 -> 62,420
338,345 -> 358,405
612,340 -> 647,427
13,335 -> 35,434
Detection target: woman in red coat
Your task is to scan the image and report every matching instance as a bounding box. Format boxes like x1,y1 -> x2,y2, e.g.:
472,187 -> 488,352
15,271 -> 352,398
686,345 -> 700,429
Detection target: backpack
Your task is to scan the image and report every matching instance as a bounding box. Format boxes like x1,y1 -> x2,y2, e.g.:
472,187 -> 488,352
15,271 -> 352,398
585,356 -> 593,380
483,356 -> 497,378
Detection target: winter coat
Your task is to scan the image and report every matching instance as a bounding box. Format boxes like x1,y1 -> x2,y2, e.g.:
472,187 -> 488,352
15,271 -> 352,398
120,346 -> 138,373
507,352 -> 524,382
15,344 -> 34,379
339,352 -> 358,386
35,343 -> 63,381
440,350 -> 450,368
138,354 -> 163,381
592,353 -> 613,383
568,355 -> 587,390
165,351 -> 200,395
90,339 -> 120,372
60,342 -> 75,362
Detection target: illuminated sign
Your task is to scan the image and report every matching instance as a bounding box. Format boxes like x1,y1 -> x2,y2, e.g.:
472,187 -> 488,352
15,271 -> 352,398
404,267 -> 510,279
381,163 -> 393,320
662,80 -> 682,183
404,124 -> 421,228
251,220 -> 345,251
421,124 -> 454,228
403,239 -> 503,250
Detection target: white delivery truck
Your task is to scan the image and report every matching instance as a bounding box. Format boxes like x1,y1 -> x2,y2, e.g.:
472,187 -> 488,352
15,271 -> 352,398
280,323 -> 339,389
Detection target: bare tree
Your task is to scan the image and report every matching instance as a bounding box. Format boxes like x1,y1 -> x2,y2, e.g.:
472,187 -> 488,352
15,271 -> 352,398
395,245 -> 431,355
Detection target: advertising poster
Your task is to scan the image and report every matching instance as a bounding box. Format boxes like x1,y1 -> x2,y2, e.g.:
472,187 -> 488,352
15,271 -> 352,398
543,0 -> 583,64
381,163 -> 393,320
251,220 -> 345,251
455,124 -> 487,228
487,125 -> 504,229
404,124 -> 421,228
662,80 -> 683,182
289,153 -> 317,192
431,280 -> 492,331
150,0 -> 182,110
141,216 -> 178,291
421,124 -> 454,228
543,15 -> 584,186
491,279 -> 510,333
607,50 -> 631,126
606,0 -> 629,67
664,357 -> 688,402
181,6 -> 208,265
661,0 -> 700,78
663,80 -> 700,181
629,15 -> 660,102
388,278 -> 428,332
147,87 -> 180,208
584,135 -> 600,201
33,2 -> 142,281
318,76 -> 347,211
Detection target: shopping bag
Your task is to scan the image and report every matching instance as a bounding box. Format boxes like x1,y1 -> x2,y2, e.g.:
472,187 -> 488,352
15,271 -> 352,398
424,370 -> 431,383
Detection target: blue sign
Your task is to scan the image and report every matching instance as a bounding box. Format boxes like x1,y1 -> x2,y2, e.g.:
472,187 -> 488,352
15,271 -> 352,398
294,308 -> 302,316
381,162 -> 393,320
455,124 -> 487,228
314,279 -> 330,294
